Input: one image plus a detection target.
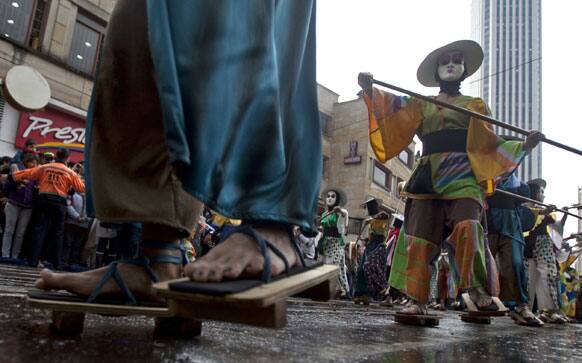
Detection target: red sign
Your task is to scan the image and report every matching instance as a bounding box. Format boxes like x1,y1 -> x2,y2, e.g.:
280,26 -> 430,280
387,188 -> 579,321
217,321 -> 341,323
16,107 -> 86,163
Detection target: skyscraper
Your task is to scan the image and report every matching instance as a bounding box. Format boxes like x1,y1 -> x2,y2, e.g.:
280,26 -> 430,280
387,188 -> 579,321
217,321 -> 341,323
471,0 -> 542,181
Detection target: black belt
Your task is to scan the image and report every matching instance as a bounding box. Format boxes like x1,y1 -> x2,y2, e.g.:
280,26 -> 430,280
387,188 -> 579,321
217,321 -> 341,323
421,129 -> 467,155
323,227 -> 340,238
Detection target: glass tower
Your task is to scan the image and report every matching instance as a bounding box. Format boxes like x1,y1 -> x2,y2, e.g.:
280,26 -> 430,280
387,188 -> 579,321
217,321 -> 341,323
471,0 -> 542,181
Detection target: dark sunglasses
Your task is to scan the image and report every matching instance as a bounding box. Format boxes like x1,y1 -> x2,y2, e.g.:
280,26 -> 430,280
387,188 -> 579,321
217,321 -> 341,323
438,52 -> 464,66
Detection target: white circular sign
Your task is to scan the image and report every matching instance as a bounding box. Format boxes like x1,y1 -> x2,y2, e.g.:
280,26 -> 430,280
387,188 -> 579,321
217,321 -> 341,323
2,65 -> 51,112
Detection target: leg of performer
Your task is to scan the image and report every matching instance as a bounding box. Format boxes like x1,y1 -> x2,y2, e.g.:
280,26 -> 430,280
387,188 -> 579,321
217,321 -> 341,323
36,0 -> 320,296
510,237 -> 540,325
397,199 -> 444,315
526,257 -> 538,311
511,239 -> 530,306
489,233 -> 517,302
534,235 -> 563,323
491,233 -> 540,324
37,223 -> 195,300
443,199 -> 499,309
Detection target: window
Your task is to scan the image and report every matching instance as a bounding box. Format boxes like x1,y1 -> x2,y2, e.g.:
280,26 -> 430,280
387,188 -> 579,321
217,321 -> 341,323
372,160 -> 392,191
67,11 -> 105,76
398,149 -> 414,169
28,0 -> 49,50
0,0 -> 35,44
398,150 -> 408,165
373,164 -> 386,186
320,112 -> 332,137
0,0 -> 49,48
0,94 -> 5,123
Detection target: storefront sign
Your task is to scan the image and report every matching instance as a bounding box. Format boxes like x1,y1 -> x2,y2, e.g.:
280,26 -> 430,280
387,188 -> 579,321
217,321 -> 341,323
344,140 -> 362,164
15,107 -> 85,162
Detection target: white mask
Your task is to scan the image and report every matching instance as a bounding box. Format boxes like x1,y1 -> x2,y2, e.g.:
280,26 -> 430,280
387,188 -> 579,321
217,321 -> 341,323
437,51 -> 465,83
537,186 -> 546,203
326,191 -> 337,207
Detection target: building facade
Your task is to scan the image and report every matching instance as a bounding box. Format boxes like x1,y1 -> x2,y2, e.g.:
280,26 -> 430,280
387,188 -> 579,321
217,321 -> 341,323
318,85 -> 414,237
0,0 -> 116,161
471,0 -> 542,181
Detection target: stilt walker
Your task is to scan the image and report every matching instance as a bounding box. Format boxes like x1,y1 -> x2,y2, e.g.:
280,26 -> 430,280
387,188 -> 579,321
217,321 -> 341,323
358,40 -> 543,326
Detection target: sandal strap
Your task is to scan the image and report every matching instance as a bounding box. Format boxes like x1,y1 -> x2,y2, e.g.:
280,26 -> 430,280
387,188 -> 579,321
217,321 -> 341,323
223,224 -> 311,282
142,240 -> 189,265
86,240 -> 189,305
87,260 -> 138,305
287,227 -> 307,268
228,225 -> 274,283
264,240 -> 290,274
149,255 -> 183,265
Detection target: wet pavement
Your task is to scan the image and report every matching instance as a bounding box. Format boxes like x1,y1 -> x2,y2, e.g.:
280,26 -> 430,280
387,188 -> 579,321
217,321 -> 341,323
0,264 -> 581,362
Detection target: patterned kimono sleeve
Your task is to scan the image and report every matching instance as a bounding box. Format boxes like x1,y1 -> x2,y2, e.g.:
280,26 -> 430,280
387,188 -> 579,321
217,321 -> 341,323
466,98 -> 525,192
363,88 -> 424,162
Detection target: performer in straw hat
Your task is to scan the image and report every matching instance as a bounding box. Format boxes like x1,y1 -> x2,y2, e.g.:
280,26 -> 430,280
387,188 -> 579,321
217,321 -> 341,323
358,40 -> 543,321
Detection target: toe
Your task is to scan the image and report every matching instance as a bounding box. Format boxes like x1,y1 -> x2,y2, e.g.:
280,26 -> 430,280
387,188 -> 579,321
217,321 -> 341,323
206,265 -> 225,283
35,277 -> 48,290
183,262 -> 196,276
35,269 -> 56,290
243,258 -> 264,276
186,262 -> 211,282
222,260 -> 248,280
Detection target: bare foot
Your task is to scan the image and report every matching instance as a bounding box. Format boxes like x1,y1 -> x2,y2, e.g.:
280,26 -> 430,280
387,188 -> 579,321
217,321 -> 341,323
468,287 -> 494,309
379,296 -> 393,307
184,226 -> 298,282
34,245 -> 182,302
400,301 -> 428,315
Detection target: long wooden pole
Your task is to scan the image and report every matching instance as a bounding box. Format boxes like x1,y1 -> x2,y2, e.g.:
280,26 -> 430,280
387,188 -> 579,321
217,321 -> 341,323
495,189 -> 582,220
372,79 -> 582,157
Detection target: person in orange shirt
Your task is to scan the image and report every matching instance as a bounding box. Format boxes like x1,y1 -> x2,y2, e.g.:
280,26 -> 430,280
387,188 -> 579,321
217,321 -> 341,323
12,148 -> 85,269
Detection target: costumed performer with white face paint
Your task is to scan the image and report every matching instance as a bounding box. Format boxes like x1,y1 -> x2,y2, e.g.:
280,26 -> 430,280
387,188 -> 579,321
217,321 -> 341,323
319,189 -> 350,298
524,179 -> 569,323
358,40 -> 544,319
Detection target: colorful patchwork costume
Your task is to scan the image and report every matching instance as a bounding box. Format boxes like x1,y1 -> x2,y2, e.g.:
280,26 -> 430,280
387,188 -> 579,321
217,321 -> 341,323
363,91 -> 525,304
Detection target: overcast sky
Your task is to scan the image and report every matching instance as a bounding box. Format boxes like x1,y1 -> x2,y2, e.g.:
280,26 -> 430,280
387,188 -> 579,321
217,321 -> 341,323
316,0 -> 582,236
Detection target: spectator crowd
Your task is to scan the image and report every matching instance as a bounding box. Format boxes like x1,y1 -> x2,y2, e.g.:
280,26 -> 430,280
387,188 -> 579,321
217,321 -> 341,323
0,139 -> 141,271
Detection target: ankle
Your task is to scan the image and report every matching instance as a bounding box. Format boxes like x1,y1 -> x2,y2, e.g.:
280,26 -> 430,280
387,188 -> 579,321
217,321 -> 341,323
151,263 -> 181,281
140,240 -> 185,281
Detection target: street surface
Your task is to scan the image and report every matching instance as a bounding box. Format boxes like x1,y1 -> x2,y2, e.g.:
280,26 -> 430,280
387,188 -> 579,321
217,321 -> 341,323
0,263 -> 580,362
